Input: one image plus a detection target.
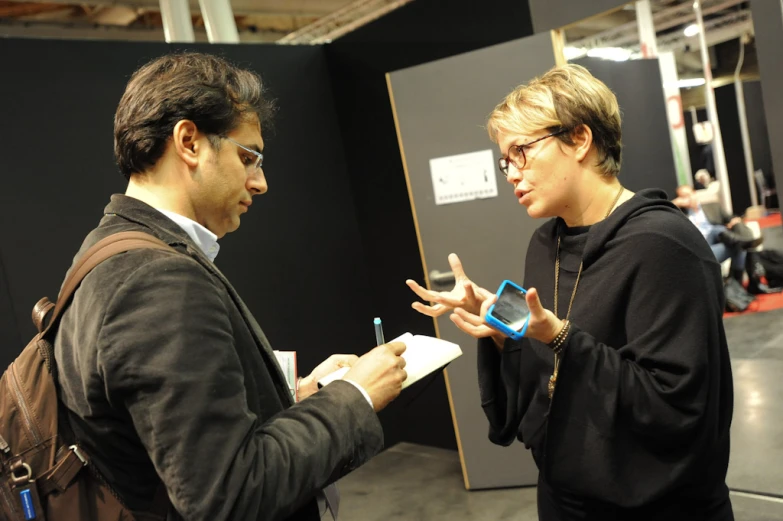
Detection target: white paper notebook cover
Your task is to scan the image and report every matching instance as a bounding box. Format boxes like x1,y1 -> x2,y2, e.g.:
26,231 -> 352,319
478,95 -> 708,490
318,333 -> 462,389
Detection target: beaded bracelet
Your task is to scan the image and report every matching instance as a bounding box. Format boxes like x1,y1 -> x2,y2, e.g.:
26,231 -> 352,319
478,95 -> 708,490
547,320 -> 571,353
547,320 -> 568,347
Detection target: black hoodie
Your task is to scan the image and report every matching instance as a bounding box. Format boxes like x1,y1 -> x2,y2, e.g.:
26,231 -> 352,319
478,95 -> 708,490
478,189 -> 733,517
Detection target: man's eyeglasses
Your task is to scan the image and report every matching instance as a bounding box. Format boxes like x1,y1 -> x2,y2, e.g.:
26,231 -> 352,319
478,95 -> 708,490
225,137 -> 264,173
498,128 -> 569,176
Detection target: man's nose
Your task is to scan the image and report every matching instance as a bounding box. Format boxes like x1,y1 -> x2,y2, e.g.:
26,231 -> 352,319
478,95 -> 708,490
248,169 -> 267,195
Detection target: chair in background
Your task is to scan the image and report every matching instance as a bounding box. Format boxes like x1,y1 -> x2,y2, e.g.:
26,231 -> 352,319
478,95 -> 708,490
755,170 -> 778,211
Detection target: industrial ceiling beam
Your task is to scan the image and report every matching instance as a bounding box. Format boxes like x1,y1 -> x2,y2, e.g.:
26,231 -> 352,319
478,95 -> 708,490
568,0 -> 746,50
277,0 -> 414,44
0,1 -> 71,17
0,0 -> 342,17
640,9 -> 753,53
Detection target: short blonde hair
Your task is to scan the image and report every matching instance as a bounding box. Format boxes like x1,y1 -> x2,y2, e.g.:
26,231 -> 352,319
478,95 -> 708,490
487,64 -> 622,177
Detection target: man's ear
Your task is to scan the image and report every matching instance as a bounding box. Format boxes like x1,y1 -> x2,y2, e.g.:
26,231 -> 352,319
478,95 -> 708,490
571,124 -> 594,163
172,120 -> 200,169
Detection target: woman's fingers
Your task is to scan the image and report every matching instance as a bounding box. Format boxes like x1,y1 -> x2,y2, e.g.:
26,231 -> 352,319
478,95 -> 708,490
479,294 -> 497,319
523,287 -> 563,344
411,301 -> 450,317
463,280 -> 477,302
450,312 -> 496,338
448,253 -> 467,280
525,287 -> 546,319
406,279 -> 442,302
453,306 -> 483,327
407,278 -> 467,308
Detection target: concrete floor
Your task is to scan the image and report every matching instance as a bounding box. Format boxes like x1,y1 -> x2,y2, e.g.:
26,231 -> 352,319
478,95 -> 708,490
338,443 -> 783,521
337,224 -> 783,520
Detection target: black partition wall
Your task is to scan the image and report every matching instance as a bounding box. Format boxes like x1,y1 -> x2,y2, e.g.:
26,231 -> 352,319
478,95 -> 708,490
573,57 -> 679,198
0,0 -> 538,454
742,81 -> 775,195
0,38 -> 388,434
751,0 -> 783,216
715,83 -> 753,213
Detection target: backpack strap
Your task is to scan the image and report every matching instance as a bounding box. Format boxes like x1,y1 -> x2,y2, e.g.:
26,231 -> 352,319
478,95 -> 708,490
39,231 -> 177,338
32,298 -> 55,332
35,231 -> 178,517
37,445 -> 91,496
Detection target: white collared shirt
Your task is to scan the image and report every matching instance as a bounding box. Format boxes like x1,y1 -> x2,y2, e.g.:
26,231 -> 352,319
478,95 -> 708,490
688,204 -> 715,240
155,208 -> 220,262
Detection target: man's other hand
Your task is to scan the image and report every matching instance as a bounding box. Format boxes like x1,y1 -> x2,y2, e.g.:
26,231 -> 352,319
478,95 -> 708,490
299,354 -> 359,400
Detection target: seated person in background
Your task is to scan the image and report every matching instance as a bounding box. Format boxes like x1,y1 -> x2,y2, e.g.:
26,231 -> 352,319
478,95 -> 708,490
673,185 -> 774,294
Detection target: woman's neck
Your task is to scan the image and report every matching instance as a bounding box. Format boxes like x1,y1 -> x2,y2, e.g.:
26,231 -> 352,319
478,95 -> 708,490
561,178 -> 625,227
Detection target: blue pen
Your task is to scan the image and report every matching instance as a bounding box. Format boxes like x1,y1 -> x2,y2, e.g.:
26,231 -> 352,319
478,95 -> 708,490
374,317 -> 385,345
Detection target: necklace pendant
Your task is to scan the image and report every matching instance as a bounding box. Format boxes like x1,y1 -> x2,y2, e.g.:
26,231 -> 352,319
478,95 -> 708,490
548,374 -> 557,399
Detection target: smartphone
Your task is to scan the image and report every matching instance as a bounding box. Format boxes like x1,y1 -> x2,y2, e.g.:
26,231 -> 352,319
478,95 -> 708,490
485,280 -> 530,340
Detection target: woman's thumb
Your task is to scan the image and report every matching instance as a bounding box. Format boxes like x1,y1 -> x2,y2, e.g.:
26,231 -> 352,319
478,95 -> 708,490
525,288 -> 545,317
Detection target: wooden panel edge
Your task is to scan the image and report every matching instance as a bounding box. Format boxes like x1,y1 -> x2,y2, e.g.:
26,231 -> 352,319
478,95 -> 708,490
443,367 -> 470,489
551,29 -> 566,67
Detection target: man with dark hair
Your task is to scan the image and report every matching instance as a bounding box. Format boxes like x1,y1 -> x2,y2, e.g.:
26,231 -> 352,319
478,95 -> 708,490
54,52 -> 408,521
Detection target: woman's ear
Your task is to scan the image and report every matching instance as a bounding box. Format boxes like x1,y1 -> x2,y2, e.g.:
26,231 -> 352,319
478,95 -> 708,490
571,124 -> 594,163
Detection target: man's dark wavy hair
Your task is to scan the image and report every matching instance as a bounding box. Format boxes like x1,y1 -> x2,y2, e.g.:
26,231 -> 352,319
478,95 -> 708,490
114,52 -> 276,180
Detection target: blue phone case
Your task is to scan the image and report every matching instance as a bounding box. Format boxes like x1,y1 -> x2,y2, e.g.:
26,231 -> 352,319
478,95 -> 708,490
486,279 -> 530,340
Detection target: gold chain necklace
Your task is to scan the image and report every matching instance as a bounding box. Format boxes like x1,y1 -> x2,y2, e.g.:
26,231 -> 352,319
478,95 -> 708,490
548,184 -> 625,399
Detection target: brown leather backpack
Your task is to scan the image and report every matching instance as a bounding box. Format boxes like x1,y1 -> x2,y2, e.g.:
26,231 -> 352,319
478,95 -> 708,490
0,232 -> 175,521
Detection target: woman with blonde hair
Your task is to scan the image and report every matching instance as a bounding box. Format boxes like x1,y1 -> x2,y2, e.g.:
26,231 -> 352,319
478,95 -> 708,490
408,64 -> 734,520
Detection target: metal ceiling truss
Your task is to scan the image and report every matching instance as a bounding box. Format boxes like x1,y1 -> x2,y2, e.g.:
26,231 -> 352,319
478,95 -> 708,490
568,0 -> 747,50
277,0 -> 414,44
650,8 -> 753,53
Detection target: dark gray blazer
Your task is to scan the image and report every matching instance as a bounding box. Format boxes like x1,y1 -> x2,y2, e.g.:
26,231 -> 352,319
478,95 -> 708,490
54,195 -> 383,521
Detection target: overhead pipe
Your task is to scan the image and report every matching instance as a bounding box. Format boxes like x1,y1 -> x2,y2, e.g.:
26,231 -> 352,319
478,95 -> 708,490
159,0 -> 194,43
733,35 -> 759,207
694,0 -> 733,214
198,0 -> 239,43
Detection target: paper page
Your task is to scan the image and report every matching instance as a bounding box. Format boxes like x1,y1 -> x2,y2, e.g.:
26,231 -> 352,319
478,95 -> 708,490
317,333 -> 462,389
397,334 -> 461,388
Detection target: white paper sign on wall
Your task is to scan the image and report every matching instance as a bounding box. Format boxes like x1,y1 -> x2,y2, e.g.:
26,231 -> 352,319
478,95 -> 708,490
429,149 -> 498,206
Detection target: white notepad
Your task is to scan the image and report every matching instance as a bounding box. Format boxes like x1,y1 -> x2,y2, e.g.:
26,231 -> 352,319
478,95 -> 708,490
318,333 -> 463,389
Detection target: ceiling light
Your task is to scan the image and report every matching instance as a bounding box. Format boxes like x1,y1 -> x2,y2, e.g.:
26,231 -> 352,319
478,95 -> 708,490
564,46 -> 587,60
586,47 -> 632,62
684,24 -> 700,37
